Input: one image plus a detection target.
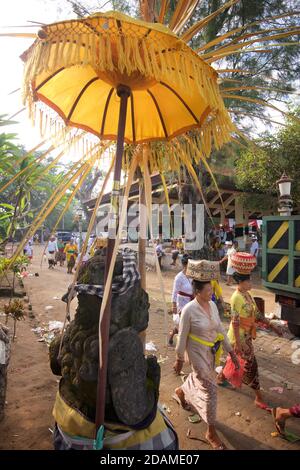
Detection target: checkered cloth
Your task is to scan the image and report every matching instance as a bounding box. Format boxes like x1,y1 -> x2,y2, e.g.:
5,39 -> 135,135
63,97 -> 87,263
62,249 -> 140,303
53,408 -> 178,450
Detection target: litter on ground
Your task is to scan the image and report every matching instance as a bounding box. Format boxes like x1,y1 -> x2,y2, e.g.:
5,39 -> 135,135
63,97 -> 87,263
145,341 -> 157,352
269,386 -> 284,394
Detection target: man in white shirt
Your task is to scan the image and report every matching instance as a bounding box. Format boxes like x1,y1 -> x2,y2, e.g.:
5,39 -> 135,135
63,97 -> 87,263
219,240 -> 238,285
169,254 -> 193,345
47,236 -> 58,269
250,235 -> 259,258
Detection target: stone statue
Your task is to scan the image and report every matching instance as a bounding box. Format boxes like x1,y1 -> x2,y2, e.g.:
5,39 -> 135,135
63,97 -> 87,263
49,249 -> 169,444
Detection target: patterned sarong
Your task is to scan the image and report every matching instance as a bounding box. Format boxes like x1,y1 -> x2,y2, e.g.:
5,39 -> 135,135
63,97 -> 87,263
181,372 -> 217,425
241,335 -> 260,390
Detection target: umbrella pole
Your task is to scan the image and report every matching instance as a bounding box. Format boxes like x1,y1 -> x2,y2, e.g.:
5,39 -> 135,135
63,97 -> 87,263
95,84 -> 130,436
136,160 -> 147,290
138,177 -> 146,290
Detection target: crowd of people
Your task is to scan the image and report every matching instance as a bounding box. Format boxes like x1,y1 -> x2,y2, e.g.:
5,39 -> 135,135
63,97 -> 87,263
210,225 -> 261,258
46,234 -> 97,274
155,224 -> 261,272
22,232 -> 110,276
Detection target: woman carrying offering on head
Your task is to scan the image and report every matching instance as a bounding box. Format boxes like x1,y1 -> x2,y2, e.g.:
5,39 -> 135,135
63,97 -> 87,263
173,260 -> 239,450
219,252 -> 283,410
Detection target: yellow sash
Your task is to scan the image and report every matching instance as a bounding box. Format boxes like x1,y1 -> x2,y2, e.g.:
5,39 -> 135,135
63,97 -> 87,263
188,333 -> 224,366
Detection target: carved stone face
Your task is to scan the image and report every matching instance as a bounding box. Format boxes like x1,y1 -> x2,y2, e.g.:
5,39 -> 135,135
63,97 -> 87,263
78,251 -> 123,285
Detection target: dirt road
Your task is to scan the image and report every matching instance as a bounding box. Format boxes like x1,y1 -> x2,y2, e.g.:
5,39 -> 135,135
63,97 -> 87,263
0,245 -> 299,450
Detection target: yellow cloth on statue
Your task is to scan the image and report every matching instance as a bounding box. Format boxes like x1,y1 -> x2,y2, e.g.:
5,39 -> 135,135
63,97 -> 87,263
52,390 -> 169,449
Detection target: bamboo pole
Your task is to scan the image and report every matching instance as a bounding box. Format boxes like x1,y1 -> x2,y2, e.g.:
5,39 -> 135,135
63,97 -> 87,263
138,148 -> 147,290
95,84 -> 131,439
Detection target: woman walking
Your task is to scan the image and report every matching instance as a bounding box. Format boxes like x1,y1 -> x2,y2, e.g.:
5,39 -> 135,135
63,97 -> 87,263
56,239 -> 66,267
219,252 -> 282,410
169,254 -> 193,345
173,260 -> 239,450
64,239 -> 78,274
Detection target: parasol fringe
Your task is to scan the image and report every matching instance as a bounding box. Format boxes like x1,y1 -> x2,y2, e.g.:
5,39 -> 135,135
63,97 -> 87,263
141,38 -> 153,78
82,33 -> 90,65
21,28 -> 230,120
123,113 -> 234,175
65,36 -> 75,66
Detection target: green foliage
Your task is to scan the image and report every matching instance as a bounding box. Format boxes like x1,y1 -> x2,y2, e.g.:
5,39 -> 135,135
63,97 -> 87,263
236,148 -> 277,193
0,116 -> 80,241
235,108 -> 300,204
11,255 -> 30,273
0,255 -> 29,275
164,1 -> 299,132
241,193 -> 278,214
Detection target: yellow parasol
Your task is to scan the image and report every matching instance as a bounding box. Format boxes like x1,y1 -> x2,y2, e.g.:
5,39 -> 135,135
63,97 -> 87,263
20,10 -> 234,445
21,11 -> 233,146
